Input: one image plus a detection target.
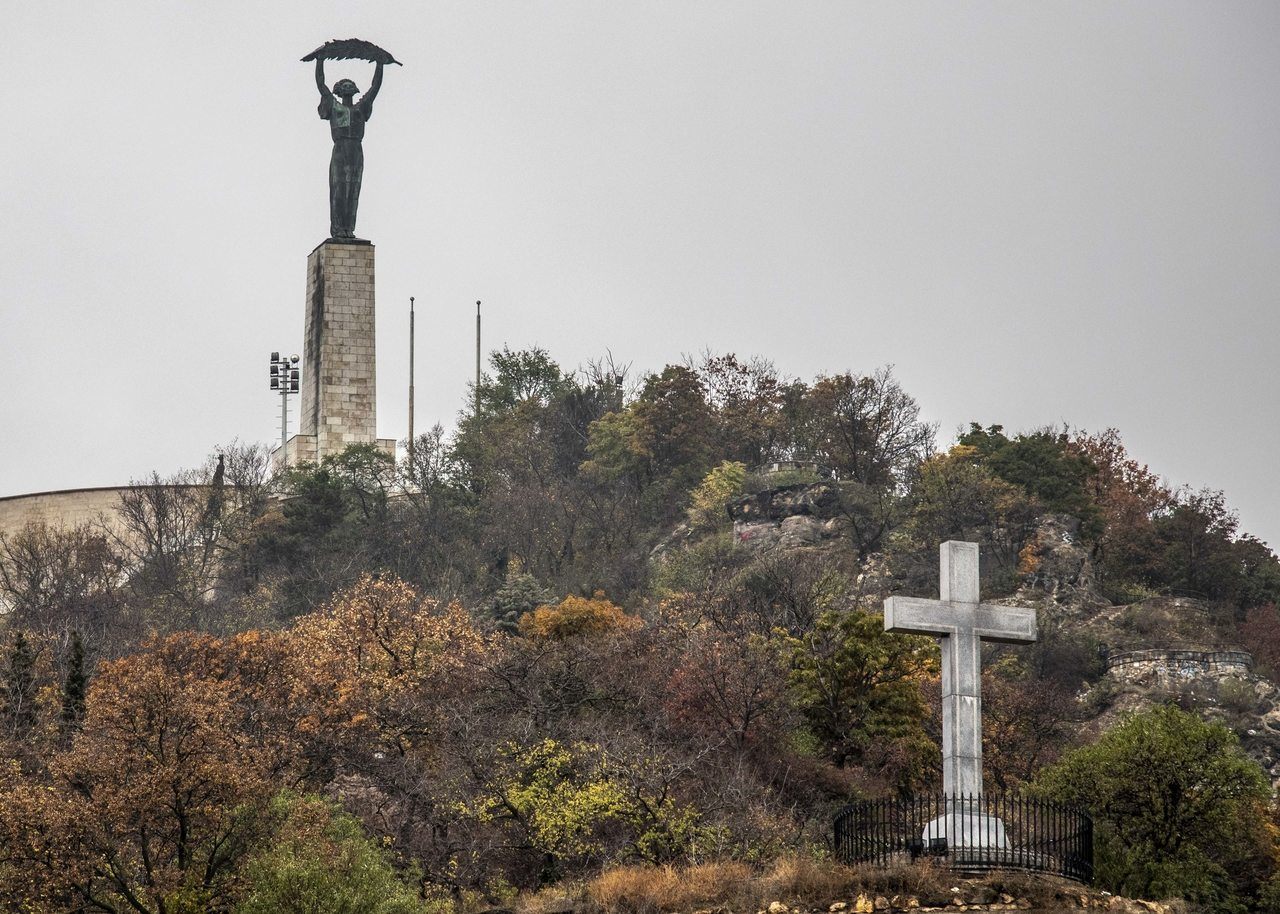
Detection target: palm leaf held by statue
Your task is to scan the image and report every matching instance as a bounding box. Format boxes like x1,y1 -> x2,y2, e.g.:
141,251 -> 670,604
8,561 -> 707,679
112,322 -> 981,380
301,39 -> 401,66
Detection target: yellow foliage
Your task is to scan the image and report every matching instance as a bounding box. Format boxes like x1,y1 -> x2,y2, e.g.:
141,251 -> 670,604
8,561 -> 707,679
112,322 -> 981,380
686,460 -> 747,530
518,593 -> 642,640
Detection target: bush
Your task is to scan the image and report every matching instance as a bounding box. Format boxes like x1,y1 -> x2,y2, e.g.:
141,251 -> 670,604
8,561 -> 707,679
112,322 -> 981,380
489,567 -> 554,634
686,461 -> 747,531
237,791 -> 429,914
518,593 -> 641,639
1034,706 -> 1274,913
1216,676 -> 1259,718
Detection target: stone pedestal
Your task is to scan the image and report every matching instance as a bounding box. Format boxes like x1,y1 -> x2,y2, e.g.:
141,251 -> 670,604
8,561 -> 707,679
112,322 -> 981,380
273,239 -> 395,470
923,811 -> 1009,849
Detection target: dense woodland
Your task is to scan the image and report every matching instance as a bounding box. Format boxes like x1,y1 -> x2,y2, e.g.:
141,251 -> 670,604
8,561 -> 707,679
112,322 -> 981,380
4,350 -> 1280,913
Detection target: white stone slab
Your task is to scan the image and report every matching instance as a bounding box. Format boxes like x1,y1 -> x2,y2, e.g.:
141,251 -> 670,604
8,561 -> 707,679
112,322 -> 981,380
922,812 -> 1009,849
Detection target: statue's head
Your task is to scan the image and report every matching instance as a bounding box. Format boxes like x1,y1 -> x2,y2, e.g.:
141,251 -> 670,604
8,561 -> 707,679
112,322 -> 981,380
333,78 -> 359,98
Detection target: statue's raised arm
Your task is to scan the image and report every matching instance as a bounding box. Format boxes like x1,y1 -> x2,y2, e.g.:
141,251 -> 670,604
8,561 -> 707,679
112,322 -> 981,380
362,61 -> 384,110
300,39 -> 401,240
314,57 -> 329,100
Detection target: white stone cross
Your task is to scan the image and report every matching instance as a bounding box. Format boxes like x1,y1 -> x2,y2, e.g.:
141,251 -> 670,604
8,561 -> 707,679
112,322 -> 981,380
884,541 -> 1037,798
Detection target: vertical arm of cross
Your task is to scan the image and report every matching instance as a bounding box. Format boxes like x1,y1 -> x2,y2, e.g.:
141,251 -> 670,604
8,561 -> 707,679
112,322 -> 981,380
940,542 -> 983,797
941,539 -> 980,604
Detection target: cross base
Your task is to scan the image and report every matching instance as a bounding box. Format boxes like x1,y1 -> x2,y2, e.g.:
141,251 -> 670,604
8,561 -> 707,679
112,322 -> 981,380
922,811 -> 1009,849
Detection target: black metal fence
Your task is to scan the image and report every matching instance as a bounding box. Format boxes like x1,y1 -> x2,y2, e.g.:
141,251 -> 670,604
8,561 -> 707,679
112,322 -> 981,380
834,793 -> 1092,884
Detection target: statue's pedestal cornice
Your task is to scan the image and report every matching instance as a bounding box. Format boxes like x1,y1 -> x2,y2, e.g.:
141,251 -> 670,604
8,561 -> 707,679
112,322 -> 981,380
310,237 -> 373,255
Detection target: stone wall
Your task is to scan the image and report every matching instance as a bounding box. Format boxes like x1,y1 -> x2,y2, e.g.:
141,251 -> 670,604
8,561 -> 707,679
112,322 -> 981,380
0,486 -> 141,539
1106,648 -> 1252,681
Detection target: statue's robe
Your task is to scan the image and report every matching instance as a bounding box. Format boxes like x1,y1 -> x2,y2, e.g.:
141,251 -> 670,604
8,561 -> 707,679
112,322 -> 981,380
319,93 -> 375,238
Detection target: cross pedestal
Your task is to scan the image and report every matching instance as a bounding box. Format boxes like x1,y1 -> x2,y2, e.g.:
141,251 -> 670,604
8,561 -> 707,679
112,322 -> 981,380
884,541 -> 1037,848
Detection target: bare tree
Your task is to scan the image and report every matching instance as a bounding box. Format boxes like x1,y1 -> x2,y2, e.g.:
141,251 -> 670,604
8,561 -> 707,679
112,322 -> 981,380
0,521 -> 127,670
107,442 -> 272,631
801,365 -> 937,488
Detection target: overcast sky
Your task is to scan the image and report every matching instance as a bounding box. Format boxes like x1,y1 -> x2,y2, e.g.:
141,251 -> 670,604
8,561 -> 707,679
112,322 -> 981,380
3,2 -> 1278,548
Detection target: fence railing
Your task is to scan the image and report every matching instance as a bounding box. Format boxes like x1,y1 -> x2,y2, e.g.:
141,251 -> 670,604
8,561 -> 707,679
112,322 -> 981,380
834,793 -> 1092,884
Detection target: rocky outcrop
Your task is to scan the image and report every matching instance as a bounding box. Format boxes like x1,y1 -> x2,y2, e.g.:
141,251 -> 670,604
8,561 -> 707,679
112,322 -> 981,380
1063,594 -> 1279,785
729,483 -> 844,552
1016,514 -> 1100,607
1091,659 -> 1280,787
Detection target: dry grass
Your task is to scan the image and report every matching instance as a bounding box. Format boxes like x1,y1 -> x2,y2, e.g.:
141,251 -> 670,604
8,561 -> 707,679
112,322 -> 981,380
540,861 -> 1157,914
586,861 -> 752,913
580,857 -> 1003,913
586,856 -> 872,912
862,859 -> 952,897
514,887 -> 583,914
754,855 -> 865,904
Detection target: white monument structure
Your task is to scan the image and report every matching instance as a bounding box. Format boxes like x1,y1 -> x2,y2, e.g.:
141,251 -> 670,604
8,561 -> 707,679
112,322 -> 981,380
884,541 -> 1038,849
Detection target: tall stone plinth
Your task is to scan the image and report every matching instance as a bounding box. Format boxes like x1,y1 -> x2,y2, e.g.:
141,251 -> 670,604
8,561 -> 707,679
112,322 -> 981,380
274,239 -> 395,469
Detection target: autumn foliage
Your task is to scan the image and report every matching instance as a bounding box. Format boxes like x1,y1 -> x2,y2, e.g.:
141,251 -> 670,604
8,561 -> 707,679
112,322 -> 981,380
4,350 -> 1280,912
517,593 -> 641,639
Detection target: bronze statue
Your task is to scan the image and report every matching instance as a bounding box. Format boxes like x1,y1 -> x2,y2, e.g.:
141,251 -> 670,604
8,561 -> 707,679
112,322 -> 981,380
302,40 -> 401,240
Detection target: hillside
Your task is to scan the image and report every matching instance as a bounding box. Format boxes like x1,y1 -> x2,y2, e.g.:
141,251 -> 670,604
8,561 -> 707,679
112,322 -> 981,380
2,351 -> 1279,914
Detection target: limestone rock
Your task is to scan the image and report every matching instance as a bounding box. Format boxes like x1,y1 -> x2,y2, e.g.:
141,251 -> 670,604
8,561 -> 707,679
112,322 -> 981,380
1017,513 -> 1098,605
779,515 -> 823,547
966,887 -> 998,905
729,482 -> 847,552
734,521 -> 783,550
729,483 -> 841,523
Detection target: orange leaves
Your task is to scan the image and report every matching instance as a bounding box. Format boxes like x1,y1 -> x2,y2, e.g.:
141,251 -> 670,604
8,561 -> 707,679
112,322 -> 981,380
518,593 -> 641,640
286,574 -> 487,745
0,572 -> 490,912
292,574 -> 483,684
0,633 -> 287,910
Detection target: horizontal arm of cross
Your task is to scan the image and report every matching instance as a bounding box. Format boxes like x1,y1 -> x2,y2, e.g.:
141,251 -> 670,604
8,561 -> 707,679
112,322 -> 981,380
884,596 -> 1037,644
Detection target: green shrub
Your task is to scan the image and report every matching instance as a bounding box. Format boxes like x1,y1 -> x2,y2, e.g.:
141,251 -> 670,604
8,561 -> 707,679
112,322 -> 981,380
686,461 -> 747,531
236,792 -> 430,914
1034,706 -> 1273,913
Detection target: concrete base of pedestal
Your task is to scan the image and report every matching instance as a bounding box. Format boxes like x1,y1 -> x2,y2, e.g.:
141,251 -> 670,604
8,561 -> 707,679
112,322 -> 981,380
272,434 -> 397,472
922,812 -> 1008,849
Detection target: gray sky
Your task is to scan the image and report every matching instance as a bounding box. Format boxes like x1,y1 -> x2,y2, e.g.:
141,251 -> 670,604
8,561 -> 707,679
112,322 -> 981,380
3,2 -> 1279,548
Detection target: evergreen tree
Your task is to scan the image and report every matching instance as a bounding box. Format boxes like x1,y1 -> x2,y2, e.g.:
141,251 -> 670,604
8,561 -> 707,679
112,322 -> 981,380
3,631 -> 37,739
489,563 -> 554,634
61,631 -> 87,732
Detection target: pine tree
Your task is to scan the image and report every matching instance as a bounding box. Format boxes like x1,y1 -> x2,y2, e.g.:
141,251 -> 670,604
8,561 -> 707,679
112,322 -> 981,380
3,631 -> 38,739
61,631 -> 88,733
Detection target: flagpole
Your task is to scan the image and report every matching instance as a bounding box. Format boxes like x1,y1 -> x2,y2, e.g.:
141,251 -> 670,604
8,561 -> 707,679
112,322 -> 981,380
408,296 -> 415,461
